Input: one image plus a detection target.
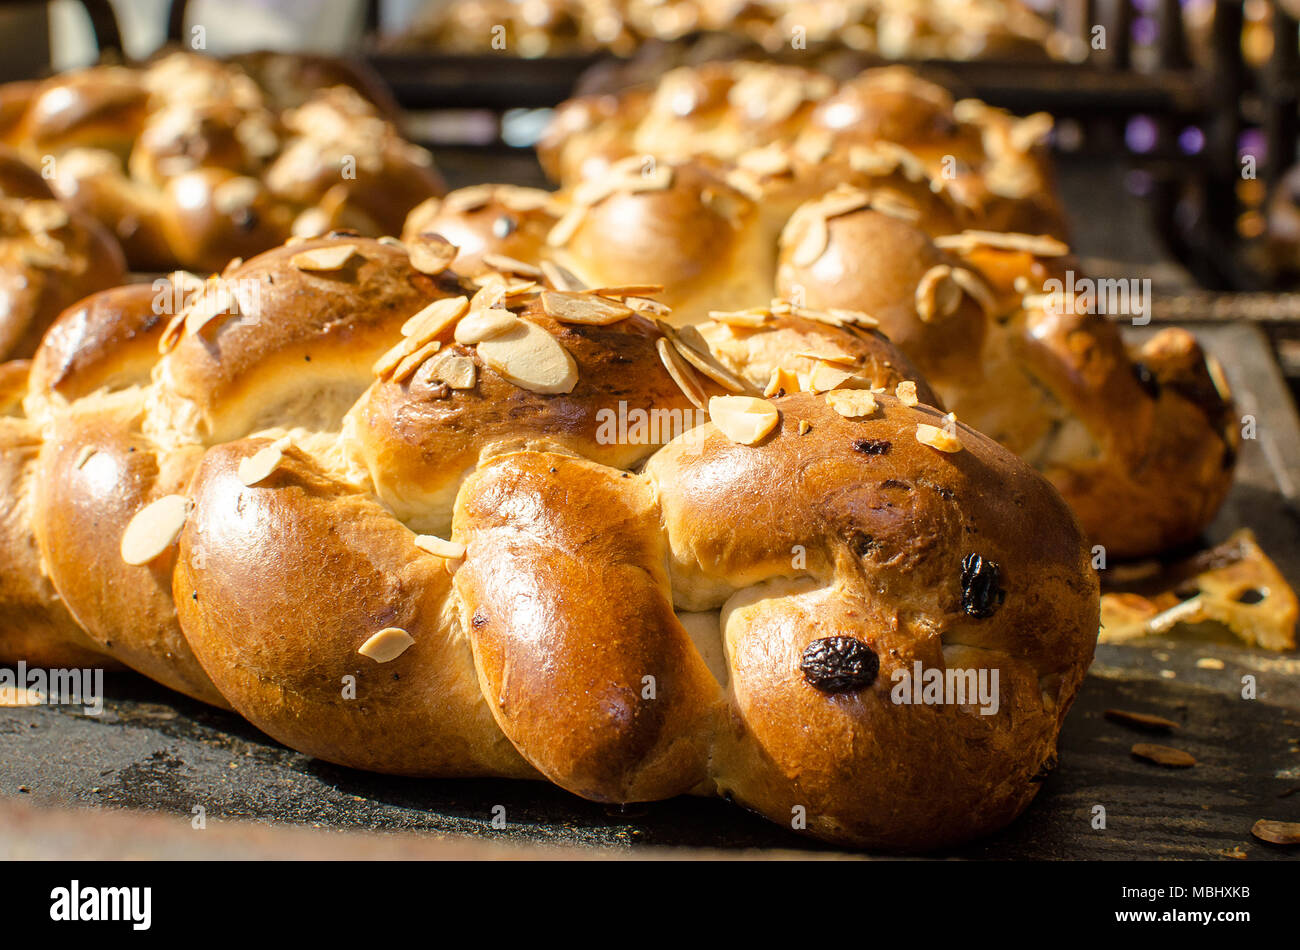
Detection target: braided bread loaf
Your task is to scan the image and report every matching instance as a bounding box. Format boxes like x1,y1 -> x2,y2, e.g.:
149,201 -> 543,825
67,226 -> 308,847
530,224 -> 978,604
1,231 -> 1098,849
0,51 -> 443,274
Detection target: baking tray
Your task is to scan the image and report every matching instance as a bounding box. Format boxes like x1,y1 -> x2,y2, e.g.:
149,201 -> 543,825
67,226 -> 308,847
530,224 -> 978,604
1,323 -> 1298,859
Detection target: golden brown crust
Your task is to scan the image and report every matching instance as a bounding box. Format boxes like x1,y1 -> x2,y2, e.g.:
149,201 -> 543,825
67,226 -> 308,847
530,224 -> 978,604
175,439 -> 532,776
455,451 -> 719,800
0,149 -> 127,361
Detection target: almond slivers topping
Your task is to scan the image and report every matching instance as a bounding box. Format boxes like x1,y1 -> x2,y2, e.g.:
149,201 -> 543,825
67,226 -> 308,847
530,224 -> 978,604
481,253 -> 543,279
237,437 -> 290,486
764,367 -> 800,397
709,395 -> 780,446
455,308 -> 521,345
896,380 -> 920,406
185,282 -> 240,336
656,337 -> 708,410
431,353 -> 477,389
805,361 -> 856,393
414,535 -> 466,559
541,290 -> 632,325
120,494 -> 191,566
934,230 -> 1069,257
916,422 -> 962,453
291,244 -> 357,272
540,260 -> 586,292
825,389 -> 878,418
358,627 -> 414,663
476,319 -> 578,394
391,339 -> 442,384
402,295 -> 470,342
915,264 -> 962,323
408,235 -> 458,275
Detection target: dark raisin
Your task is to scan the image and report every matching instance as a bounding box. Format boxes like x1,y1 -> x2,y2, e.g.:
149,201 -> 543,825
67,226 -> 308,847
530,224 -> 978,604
471,610 -> 488,629
492,215 -> 517,238
960,553 -> 1005,619
852,438 -> 891,455
232,206 -> 259,232
799,636 -> 879,693
1029,754 -> 1057,782
1132,361 -> 1161,399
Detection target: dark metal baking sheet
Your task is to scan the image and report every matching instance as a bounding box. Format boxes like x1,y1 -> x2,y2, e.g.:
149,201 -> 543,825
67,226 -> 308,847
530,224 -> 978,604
1,323 -> 1297,859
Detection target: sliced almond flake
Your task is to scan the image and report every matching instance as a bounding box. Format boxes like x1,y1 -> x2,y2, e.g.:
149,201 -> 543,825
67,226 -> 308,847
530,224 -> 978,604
541,290 -> 632,326
934,230 -> 1069,257
443,185 -> 494,213
358,627 -> 415,663
501,279 -> 538,298
120,494 -> 191,566
708,308 -> 771,328
414,535 -> 466,559
764,367 -> 801,397
481,253 -> 543,279
656,337 -> 707,410
408,235 -> 458,275
392,339 -> 442,384
159,311 -> 187,353
470,278 -> 508,312
401,295 -> 470,343
378,236 -> 407,250
663,323 -> 752,394
868,190 -> 922,222
848,144 -> 901,177
291,244 -> 357,272
794,307 -> 846,328
495,185 -> 557,213
583,284 -> 665,298
238,439 -> 289,486
916,422 -> 962,453
540,260 -> 586,291
829,308 -> 879,328
723,168 -> 764,202
895,380 -> 920,407
373,338 -> 414,380
709,395 -> 780,446
798,420 -> 811,435
455,308 -> 520,345
737,143 -> 792,178
625,296 -> 671,316
825,389 -> 878,418
795,348 -> 857,366
950,267 -> 999,317
74,446 -> 96,469
793,130 -> 833,165
570,176 -> 619,209
184,282 -> 240,336
916,264 -> 962,323
789,213 -> 829,267
477,320 -> 578,394
433,353 -> 476,389
806,361 -> 855,393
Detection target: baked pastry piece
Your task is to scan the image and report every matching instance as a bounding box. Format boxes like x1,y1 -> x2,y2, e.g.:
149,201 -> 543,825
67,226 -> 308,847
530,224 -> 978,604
0,51 -> 443,273
0,147 -> 126,361
1,232 -> 1098,849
